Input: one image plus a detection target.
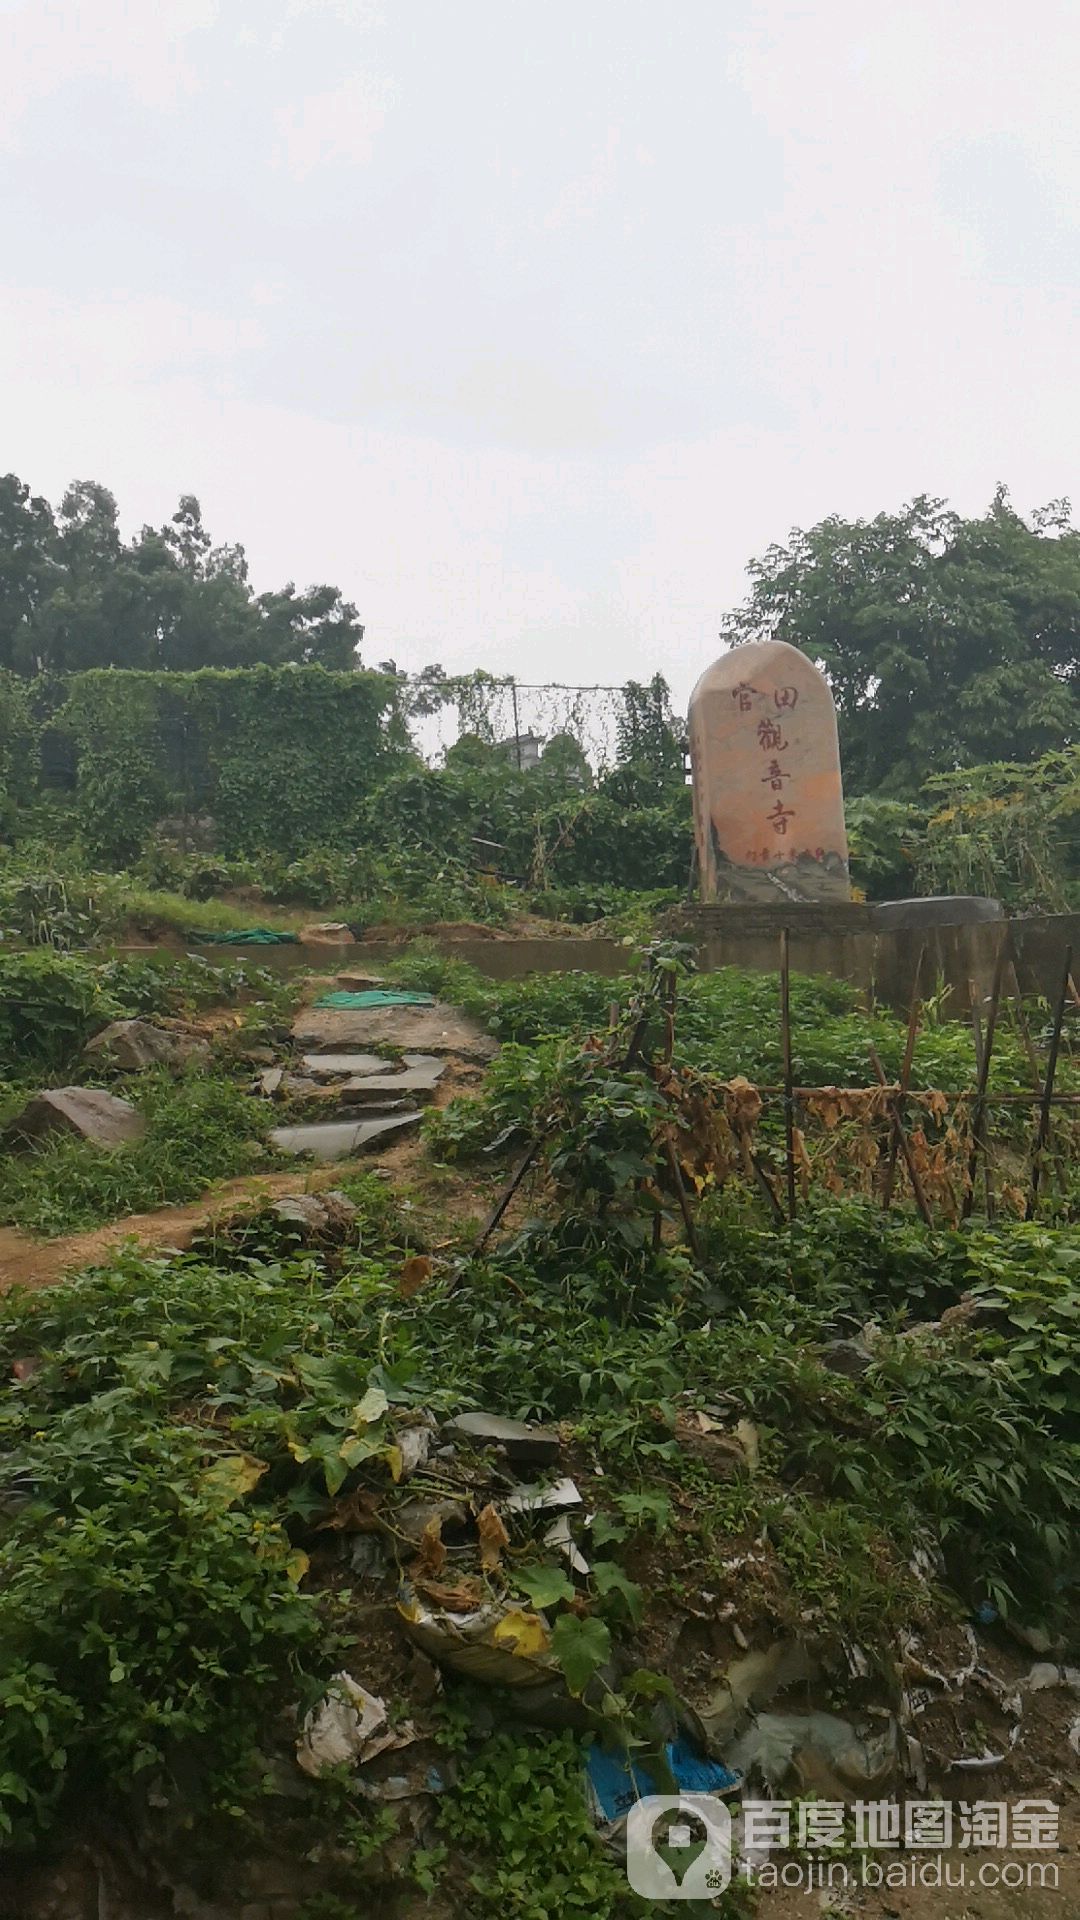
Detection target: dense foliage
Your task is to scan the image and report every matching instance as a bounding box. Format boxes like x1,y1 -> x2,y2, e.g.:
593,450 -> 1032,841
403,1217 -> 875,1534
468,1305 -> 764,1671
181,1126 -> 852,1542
0,475 -> 364,673
723,490 -> 1080,794
57,666 -> 405,864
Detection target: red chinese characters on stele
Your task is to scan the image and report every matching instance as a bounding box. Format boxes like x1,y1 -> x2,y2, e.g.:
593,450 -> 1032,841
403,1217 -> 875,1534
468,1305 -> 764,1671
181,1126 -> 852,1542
687,639 -> 850,903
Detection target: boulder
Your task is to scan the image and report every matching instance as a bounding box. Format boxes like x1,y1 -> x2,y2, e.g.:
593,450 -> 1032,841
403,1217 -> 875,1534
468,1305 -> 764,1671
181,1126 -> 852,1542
293,1000 -> 497,1061
818,1337 -> 874,1379
269,1191 -> 358,1239
3,1087 -> 147,1150
84,1019 -> 210,1072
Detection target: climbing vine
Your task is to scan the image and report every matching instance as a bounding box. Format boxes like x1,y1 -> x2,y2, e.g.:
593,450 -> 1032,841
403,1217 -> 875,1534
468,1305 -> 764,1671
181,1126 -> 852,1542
60,667 -> 403,864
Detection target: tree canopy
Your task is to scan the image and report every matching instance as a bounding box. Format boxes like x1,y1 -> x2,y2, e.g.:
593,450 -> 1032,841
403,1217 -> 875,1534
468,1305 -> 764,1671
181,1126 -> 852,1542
722,490 -> 1080,794
0,474 -> 364,674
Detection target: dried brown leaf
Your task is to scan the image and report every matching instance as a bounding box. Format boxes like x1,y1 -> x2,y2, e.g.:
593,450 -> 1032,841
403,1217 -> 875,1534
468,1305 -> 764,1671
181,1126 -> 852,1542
477,1502 -> 510,1572
399,1255 -> 434,1297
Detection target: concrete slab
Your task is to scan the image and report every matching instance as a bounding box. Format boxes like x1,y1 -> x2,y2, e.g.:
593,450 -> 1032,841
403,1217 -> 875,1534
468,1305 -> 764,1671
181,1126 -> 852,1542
339,1062 -> 445,1101
269,1112 -> 422,1161
300,1053 -> 386,1078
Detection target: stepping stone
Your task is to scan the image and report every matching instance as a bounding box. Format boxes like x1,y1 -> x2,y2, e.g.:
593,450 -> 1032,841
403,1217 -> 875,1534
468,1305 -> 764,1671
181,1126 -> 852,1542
301,1053 -> 387,1078
269,1112 -> 422,1162
338,1062 -> 445,1101
292,1001 -> 497,1062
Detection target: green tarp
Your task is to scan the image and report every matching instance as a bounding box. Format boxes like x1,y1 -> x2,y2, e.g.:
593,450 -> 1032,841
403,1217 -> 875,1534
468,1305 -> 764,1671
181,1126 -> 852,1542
190,928 -> 301,945
312,990 -> 436,1009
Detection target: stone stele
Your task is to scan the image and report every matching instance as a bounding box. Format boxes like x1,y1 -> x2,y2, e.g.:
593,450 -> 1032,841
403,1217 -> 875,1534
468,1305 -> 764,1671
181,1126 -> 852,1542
688,639 -> 850,904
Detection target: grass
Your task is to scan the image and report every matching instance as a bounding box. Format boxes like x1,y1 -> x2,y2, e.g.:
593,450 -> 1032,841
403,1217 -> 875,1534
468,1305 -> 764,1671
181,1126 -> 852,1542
0,1069 -> 272,1235
100,882 -> 307,939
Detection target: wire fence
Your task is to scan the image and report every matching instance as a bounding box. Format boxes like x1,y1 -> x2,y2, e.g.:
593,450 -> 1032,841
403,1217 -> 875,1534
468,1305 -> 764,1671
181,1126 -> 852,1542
399,673 -> 673,773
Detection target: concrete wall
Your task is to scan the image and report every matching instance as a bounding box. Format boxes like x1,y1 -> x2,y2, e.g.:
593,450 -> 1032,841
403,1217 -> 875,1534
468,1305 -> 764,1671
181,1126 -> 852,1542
139,910 -> 1075,1015
1008,916 -> 1080,1002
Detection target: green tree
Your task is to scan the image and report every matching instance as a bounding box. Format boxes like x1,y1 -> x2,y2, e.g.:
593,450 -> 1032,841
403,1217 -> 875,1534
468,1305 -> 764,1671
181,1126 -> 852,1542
0,476 -> 366,674
723,490 -> 1080,793
0,475 -> 57,674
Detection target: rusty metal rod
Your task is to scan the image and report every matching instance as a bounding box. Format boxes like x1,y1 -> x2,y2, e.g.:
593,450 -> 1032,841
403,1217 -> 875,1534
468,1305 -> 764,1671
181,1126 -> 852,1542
750,1086 -> 1080,1105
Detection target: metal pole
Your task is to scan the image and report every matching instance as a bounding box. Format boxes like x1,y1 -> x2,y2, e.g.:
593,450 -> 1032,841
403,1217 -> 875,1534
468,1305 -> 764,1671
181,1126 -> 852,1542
511,681 -> 522,770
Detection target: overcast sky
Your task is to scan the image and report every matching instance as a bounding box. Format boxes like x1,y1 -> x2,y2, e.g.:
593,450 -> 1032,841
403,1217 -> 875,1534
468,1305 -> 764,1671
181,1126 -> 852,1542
3,0 -> 1078,707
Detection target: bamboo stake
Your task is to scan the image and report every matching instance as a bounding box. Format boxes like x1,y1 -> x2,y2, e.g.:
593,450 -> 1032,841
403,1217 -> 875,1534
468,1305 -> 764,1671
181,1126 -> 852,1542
1004,955 -> 1069,1198
967,982 -> 994,1220
474,1136 -> 545,1252
881,942 -> 925,1210
1027,943 -> 1074,1222
869,1046 -> 933,1226
962,936 -> 1009,1222
663,1140 -> 703,1260
779,928 -> 797,1224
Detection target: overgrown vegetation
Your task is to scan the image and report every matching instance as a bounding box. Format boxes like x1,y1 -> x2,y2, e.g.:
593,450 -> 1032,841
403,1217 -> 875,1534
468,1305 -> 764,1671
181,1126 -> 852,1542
0,1177 -> 1076,1882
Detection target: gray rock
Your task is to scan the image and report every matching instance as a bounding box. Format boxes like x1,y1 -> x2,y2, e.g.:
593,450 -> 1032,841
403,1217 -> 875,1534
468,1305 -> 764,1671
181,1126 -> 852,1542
84,1018 -> 210,1072
269,1191 -> 358,1238
339,1062 -> 446,1101
872,895 -> 1003,929
3,1086 -> 147,1150
819,1338 -> 874,1379
269,1112 -> 422,1162
300,921 -> 355,945
442,1411 -> 561,1467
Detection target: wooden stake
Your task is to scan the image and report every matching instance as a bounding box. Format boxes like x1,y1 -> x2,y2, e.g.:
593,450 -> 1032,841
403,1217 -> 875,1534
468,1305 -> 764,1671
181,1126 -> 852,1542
881,942 -> 925,1210
779,928 -> 797,1223
663,1139 -> 703,1260
474,1136 -> 544,1252
962,935 -> 1008,1222
870,1046 -> 933,1226
1027,943 -> 1073,1221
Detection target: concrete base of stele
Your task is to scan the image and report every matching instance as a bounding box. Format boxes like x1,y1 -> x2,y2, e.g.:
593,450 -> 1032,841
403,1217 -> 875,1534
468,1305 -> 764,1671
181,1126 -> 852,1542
668,895 -> 1007,1015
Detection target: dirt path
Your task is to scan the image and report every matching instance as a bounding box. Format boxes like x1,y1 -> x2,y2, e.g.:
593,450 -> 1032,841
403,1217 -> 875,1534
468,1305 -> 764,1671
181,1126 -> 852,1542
0,1166 -> 364,1292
